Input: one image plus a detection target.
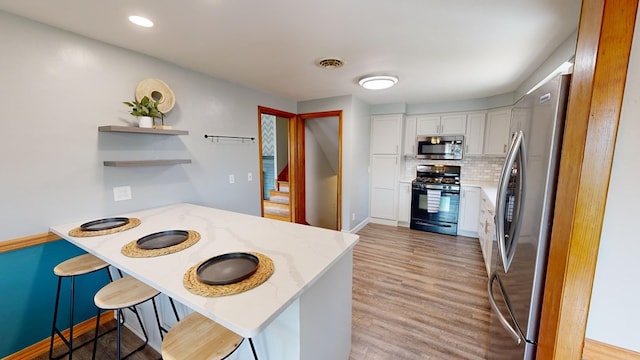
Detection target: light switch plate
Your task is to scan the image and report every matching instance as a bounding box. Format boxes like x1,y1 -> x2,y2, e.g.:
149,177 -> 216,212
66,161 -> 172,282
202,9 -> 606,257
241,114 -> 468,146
113,186 -> 132,201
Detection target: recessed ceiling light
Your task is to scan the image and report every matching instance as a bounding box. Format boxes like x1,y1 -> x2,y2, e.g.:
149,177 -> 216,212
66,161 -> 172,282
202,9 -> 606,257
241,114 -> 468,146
358,75 -> 398,90
129,15 -> 154,28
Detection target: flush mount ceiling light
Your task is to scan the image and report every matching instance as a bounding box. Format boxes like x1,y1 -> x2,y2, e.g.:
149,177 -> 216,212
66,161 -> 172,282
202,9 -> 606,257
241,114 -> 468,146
129,15 -> 154,28
358,75 -> 398,90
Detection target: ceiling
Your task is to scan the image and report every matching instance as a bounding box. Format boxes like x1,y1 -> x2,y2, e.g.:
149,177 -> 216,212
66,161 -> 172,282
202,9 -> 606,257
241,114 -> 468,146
0,0 -> 581,105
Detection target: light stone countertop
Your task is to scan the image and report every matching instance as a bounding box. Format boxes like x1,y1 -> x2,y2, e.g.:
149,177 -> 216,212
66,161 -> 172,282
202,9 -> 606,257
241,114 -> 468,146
461,181 -> 498,208
50,203 -> 359,338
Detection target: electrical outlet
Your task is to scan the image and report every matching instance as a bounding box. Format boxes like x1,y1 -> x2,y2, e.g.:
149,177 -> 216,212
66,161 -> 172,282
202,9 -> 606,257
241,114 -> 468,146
352,213 -> 356,221
248,172 -> 253,181
113,186 -> 132,201
229,174 -> 235,184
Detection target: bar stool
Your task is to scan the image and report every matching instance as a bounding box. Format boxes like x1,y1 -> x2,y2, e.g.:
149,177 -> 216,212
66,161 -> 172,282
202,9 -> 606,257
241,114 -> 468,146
91,276 -> 175,360
161,312 -> 259,360
49,253 -> 111,360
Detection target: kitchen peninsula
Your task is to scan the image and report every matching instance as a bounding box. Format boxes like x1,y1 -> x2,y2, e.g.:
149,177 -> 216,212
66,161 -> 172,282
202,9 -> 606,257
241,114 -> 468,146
50,203 -> 359,360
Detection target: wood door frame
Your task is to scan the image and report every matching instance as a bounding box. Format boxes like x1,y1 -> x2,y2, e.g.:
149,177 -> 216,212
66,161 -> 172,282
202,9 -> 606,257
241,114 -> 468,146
294,110 -> 343,230
537,0 -> 638,358
257,106 -> 297,220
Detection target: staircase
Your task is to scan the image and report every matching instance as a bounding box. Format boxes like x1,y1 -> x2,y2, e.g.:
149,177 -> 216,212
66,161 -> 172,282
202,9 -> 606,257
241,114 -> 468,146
264,180 -> 291,222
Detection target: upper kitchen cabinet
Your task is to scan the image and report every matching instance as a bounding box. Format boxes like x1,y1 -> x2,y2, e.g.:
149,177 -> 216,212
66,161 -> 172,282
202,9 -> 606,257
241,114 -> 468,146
416,114 -> 466,136
464,112 -> 486,156
371,114 -> 404,154
483,108 -> 511,156
403,116 -> 417,156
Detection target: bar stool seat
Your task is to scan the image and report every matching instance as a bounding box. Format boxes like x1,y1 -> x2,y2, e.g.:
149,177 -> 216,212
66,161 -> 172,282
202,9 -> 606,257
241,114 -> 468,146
94,276 -> 159,310
92,276 -> 163,360
54,253 -> 109,277
162,312 -> 258,360
49,253 -> 110,360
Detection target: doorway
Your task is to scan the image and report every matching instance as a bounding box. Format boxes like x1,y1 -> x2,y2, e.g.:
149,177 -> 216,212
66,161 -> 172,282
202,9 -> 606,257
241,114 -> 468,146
258,107 -> 296,222
257,107 -> 342,231
296,111 -> 342,230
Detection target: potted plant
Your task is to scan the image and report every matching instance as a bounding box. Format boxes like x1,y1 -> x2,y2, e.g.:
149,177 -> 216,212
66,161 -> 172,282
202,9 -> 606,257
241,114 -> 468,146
123,96 -> 165,128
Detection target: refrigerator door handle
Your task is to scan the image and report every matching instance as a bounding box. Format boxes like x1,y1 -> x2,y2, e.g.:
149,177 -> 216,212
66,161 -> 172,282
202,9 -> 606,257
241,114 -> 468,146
496,130 -> 525,272
505,132 -> 527,270
488,272 -> 523,345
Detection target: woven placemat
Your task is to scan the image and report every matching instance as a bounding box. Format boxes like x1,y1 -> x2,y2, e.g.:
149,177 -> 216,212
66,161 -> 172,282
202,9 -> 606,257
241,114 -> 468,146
121,230 -> 201,258
68,218 -> 141,237
183,252 -> 274,297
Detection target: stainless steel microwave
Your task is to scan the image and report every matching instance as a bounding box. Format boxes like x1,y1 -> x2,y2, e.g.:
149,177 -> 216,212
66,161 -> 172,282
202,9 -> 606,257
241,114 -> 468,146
416,135 -> 464,160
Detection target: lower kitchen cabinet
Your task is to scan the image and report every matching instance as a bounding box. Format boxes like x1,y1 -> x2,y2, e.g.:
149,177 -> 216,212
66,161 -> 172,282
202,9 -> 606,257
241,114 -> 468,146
478,190 -> 495,276
458,186 -> 480,237
397,181 -> 411,225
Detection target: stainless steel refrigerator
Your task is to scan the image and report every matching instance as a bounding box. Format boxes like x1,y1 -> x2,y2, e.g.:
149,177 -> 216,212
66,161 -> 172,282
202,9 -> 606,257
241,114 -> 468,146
487,74 -> 571,359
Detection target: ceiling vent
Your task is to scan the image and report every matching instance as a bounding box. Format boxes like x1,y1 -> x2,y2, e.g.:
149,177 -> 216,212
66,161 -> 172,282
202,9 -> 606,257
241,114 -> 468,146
316,58 -> 344,69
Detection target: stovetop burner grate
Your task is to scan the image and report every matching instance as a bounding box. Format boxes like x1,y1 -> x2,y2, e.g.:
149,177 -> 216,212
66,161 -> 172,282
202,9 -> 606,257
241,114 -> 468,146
413,164 -> 461,185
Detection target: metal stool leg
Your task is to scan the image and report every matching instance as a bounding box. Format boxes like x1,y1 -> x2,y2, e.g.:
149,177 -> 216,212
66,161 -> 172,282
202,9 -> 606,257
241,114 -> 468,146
249,338 -> 259,360
48,275 -> 77,360
153,296 -> 182,341
48,276 -> 63,359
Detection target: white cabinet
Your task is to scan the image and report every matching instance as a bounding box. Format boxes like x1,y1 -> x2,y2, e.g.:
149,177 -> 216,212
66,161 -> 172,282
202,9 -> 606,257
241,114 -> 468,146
370,155 -> 398,221
478,190 -> 496,276
458,186 -> 480,237
416,114 -> 466,136
371,114 -> 403,154
416,115 -> 440,135
403,116 -> 417,156
370,114 -> 402,224
397,181 -> 411,224
484,109 -> 511,156
464,112 -> 486,156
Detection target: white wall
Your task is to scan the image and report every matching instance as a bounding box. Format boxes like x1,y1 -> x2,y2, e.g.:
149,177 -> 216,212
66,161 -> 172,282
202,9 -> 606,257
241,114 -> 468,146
0,11 -> 296,240
584,6 -> 640,352
346,97 -> 372,231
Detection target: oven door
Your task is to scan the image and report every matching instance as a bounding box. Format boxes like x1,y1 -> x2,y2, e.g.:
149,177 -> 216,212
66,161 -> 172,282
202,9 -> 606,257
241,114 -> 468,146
410,185 -> 460,235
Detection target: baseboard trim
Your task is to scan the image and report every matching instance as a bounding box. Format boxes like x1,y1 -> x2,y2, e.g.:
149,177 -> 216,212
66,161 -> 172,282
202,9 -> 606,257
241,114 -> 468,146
0,232 -> 61,254
4,311 -> 114,360
347,217 -> 369,233
583,338 -> 640,360
367,217 -> 397,227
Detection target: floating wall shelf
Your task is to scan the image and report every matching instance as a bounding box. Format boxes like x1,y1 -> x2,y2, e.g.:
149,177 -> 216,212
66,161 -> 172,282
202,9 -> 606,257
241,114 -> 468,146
99,125 -> 189,135
103,159 -> 192,167
99,125 -> 191,167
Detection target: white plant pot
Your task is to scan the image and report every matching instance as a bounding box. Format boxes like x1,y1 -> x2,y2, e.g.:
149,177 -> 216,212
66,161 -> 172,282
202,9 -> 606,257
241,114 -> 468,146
138,116 -> 153,128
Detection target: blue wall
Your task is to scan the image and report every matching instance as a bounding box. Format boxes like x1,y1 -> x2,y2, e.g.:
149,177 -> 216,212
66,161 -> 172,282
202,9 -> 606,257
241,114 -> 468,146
0,241 -> 110,357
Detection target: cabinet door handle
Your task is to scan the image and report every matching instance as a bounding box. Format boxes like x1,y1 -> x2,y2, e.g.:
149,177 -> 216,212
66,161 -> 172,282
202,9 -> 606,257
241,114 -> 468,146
503,144 -> 507,153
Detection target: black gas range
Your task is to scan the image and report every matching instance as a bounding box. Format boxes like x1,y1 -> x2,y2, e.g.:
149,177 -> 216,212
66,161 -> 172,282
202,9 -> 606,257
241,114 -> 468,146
410,165 -> 461,236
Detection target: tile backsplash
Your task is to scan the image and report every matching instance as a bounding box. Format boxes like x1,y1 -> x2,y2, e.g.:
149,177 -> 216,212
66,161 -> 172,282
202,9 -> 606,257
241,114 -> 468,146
403,155 -> 505,183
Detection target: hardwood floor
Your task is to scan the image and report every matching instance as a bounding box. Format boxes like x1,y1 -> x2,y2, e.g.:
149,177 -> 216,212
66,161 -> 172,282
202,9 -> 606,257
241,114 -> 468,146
44,223 -> 490,359
34,322 -> 160,360
350,223 -> 491,360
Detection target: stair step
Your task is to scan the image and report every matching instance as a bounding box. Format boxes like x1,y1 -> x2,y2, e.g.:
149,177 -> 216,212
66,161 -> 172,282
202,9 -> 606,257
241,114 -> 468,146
264,201 -> 290,216
264,212 -> 291,222
269,191 -> 289,204
277,181 -> 289,192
